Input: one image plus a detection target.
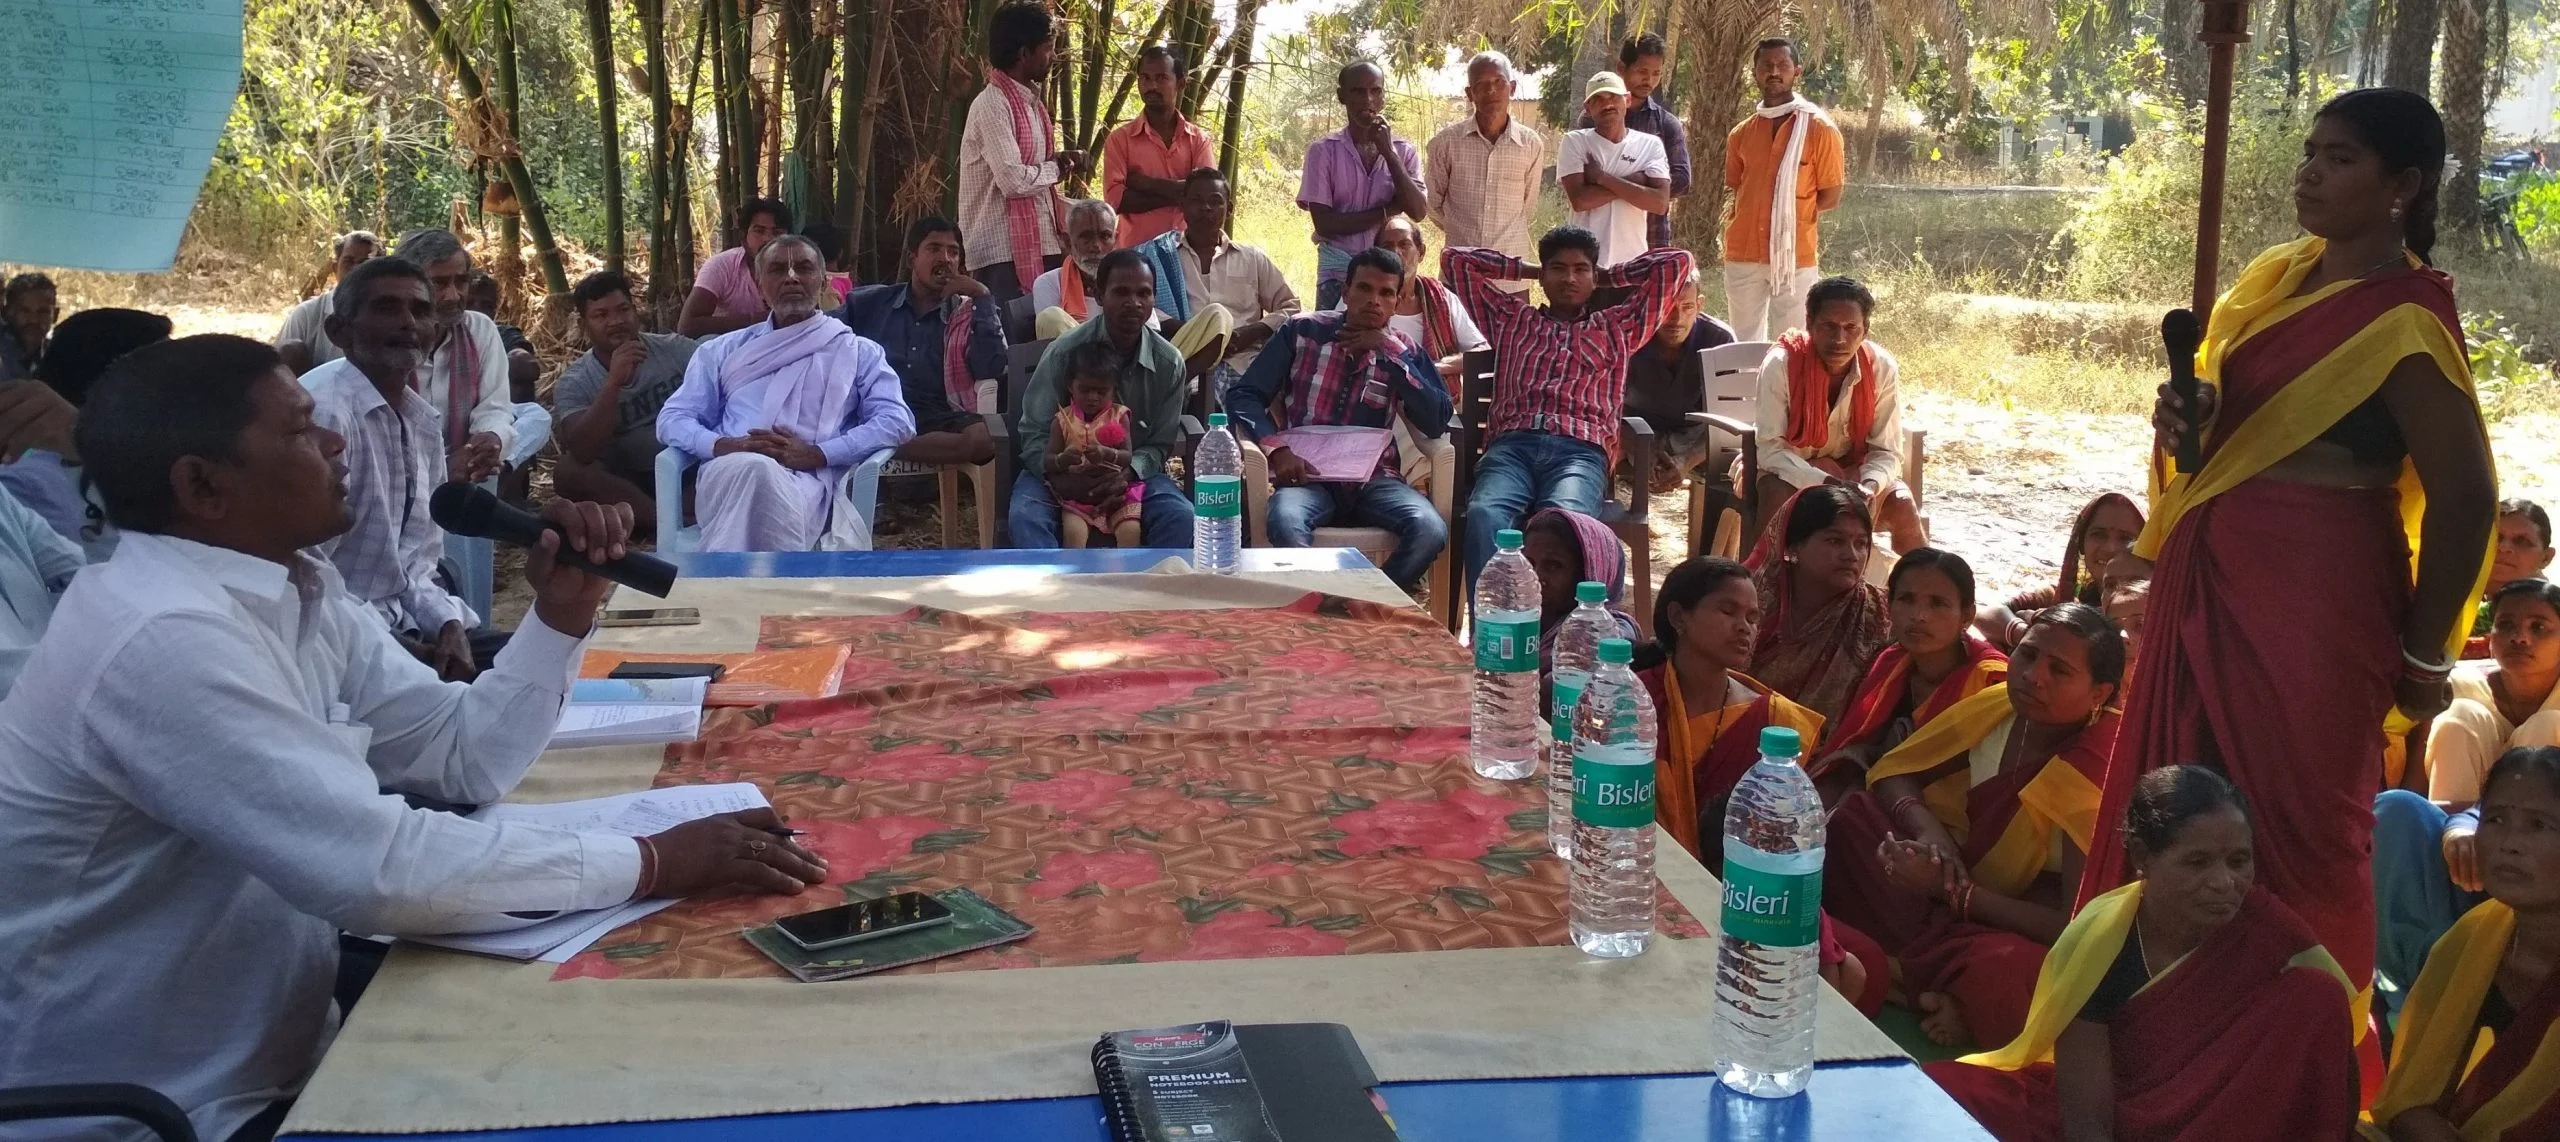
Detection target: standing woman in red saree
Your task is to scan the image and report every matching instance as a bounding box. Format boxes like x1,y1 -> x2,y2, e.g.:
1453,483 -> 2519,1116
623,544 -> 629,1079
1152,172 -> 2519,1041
1928,765 -> 2358,1142
2081,89 -> 2499,1028
1825,603 -> 2127,1050
1813,547 -> 2009,801
1746,484 -> 1891,722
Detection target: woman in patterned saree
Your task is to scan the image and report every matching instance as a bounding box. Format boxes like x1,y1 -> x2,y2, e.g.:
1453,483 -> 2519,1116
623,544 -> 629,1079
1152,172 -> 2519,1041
1745,484 -> 1890,722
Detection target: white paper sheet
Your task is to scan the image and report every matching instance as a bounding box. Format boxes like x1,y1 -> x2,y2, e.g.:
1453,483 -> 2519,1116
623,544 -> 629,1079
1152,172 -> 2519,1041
1265,425 -> 1394,482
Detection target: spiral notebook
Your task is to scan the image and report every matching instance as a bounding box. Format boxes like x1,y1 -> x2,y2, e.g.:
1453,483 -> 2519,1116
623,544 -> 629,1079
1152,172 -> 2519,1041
1090,1021 -> 1397,1142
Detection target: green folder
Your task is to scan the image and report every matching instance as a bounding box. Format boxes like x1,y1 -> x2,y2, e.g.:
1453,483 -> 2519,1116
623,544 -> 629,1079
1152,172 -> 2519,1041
742,888 -> 1033,982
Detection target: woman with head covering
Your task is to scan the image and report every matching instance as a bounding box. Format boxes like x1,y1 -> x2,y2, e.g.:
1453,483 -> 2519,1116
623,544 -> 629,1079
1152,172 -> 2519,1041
1926,766 -> 2358,1142
1522,507 -> 1642,674
1824,603 -> 2128,1051
1974,492 -> 2145,651
1813,547 -> 2008,801
1744,483 -> 1890,721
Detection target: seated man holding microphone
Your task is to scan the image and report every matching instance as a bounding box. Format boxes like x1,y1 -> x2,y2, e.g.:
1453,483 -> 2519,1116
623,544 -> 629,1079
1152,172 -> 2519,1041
0,335 -> 825,1142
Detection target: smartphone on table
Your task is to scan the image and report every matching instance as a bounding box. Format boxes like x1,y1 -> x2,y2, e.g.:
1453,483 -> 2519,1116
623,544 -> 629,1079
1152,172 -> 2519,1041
774,893 -> 955,951
606,661 -> 726,681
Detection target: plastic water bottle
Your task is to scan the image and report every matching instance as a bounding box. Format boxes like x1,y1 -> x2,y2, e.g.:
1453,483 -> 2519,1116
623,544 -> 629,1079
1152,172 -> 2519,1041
1191,412 -> 1241,574
1469,529 -> 1541,780
1545,581 -> 1613,859
1568,638 -> 1657,958
1713,726 -> 1826,1097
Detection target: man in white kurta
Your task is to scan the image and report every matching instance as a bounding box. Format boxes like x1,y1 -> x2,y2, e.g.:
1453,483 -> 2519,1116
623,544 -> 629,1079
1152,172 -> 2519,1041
656,235 -> 916,552
0,334 -> 824,1142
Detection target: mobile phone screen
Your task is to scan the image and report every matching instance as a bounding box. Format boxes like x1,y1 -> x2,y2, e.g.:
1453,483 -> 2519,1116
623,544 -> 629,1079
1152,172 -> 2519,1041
774,893 -> 954,950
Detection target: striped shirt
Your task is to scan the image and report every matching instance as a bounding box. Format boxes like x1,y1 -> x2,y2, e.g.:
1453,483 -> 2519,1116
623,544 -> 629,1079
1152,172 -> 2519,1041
1440,245 -> 1694,451
302,359 -> 474,635
1227,312 -> 1452,473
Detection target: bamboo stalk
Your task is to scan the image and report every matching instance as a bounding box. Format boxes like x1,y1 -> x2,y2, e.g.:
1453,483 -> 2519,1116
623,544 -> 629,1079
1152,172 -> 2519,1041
1217,0 -> 1255,180
585,0 -> 628,272
403,0 -> 570,296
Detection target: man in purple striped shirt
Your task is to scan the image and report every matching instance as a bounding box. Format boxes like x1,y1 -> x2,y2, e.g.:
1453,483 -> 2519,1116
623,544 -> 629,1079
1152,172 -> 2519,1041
1443,227 -> 1692,587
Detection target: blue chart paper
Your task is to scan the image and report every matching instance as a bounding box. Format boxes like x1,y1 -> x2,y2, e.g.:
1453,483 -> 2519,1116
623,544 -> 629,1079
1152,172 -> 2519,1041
0,0 -> 244,273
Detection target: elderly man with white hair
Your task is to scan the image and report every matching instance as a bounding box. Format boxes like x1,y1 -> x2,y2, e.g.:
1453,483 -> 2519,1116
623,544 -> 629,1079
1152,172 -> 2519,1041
1031,198 -> 1124,338
1426,50 -> 1544,290
656,234 -> 915,552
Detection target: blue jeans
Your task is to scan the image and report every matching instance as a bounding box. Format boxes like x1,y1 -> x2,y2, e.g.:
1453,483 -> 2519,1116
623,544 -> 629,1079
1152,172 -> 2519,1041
1265,476 -> 1447,590
1008,471 -> 1196,549
1315,278 -> 1344,312
1464,431 -> 1609,588
2373,789 -> 2486,1024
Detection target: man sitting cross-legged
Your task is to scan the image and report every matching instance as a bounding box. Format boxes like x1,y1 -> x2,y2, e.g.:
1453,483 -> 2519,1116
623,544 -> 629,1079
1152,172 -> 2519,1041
1009,249 -> 1195,549
0,334 -> 825,1142
837,215 -> 1006,468
1751,275 -> 1924,554
657,235 -> 915,552
1226,246 -> 1451,592
1444,226 -> 1691,588
553,270 -> 698,536
303,258 -> 494,681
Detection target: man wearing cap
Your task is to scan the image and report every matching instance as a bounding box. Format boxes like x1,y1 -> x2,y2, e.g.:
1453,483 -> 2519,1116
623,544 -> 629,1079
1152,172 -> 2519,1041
1556,71 -> 1670,269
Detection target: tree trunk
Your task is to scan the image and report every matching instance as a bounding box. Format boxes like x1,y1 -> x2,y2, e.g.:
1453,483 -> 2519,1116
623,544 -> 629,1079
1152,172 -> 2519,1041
495,0 -> 526,307
642,0 -> 680,313
1218,0 -> 1257,180
707,0 -> 738,235
2161,0 -> 2209,106
723,0 -> 759,208
406,0 -> 571,297
584,0 -> 628,272
1096,1 -> 1173,148
834,0 -> 877,247
2439,0 -> 2490,235
1081,0 -> 1113,154
784,0 -> 830,221
1671,0 -> 1783,261
2385,0 -> 2438,93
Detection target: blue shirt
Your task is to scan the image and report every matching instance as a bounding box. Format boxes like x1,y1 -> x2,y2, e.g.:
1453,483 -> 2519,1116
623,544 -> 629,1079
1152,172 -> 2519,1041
835,284 -> 1008,425
0,482 -> 84,697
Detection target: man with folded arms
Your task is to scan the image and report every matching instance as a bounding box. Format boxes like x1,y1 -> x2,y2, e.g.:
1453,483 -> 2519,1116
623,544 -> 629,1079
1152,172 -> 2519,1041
0,334 -> 825,1142
657,235 -> 915,552
1226,246 -> 1449,592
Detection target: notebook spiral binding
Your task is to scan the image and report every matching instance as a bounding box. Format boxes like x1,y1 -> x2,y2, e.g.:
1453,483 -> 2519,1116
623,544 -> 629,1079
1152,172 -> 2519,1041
1091,1035 -> 1143,1142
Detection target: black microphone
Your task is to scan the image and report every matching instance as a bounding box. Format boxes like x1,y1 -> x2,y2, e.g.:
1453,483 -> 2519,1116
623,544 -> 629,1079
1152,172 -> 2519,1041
2160,308 -> 2204,475
429,482 -> 678,598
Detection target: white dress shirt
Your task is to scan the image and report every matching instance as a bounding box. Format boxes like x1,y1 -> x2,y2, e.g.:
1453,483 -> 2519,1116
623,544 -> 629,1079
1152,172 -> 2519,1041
956,82 -> 1065,273
0,482 -> 82,698
303,359 -> 474,634
1754,340 -> 1905,492
0,532 -> 638,1142
419,310 -> 520,454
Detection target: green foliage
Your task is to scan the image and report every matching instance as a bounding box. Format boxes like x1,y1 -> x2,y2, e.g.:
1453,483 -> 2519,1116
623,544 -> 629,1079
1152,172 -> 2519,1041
2064,83 -> 2311,302
2511,170 -> 2560,250
2466,312 -> 2560,420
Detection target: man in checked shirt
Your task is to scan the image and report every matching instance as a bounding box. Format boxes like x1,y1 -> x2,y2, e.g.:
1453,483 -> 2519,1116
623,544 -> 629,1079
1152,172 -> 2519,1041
1443,227 -> 1691,592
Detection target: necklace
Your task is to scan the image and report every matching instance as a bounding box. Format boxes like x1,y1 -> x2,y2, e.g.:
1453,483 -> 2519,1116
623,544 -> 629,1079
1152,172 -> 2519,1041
2342,249 -> 2409,280
2134,916 -> 2154,978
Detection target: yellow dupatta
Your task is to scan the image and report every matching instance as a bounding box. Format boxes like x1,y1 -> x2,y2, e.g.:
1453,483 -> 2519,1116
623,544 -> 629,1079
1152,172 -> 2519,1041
1866,683 -> 2105,897
2366,901 -> 2560,1140
1656,666 -> 1824,857
1965,881 -> 2354,1071
2137,236 -> 2490,668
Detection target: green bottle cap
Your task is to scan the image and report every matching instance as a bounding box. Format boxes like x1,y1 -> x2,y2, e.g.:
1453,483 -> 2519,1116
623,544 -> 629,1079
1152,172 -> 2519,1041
1494,529 -> 1523,550
1208,412 -> 1229,428
1596,638 -> 1632,664
1575,581 -> 1607,604
1759,726 -> 1803,757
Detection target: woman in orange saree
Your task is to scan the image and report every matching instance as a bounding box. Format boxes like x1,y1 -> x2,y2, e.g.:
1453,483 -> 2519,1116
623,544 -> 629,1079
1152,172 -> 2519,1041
2078,90 -> 2499,1043
1928,766 -> 2358,1142
1746,484 -> 1890,722
2365,746 -> 2560,1141
1825,603 -> 2127,1050
1633,555 -> 1886,1014
1812,547 -> 2008,802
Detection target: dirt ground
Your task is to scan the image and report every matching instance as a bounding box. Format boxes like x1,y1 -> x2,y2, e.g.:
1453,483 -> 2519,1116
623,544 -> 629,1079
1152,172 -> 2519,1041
157,303 -> 2560,623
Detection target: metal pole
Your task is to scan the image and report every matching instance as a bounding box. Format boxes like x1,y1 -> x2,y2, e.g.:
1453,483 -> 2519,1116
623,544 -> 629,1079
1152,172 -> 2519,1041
2191,0 -> 2252,317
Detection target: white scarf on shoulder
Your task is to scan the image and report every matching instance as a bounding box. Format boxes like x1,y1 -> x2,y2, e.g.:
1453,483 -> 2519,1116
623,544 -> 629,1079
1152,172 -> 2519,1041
1754,95 -> 1825,289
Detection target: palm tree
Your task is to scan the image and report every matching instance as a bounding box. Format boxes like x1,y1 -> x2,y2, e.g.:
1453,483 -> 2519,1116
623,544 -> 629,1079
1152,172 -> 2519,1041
2438,0 -> 2491,234
2385,0 -> 2438,92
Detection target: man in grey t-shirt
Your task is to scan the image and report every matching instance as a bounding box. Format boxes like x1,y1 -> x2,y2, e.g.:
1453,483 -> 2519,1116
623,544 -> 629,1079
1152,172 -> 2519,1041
554,271 -> 696,536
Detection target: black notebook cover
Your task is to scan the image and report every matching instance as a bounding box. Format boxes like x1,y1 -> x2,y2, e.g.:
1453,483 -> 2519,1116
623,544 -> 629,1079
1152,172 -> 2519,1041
1092,1021 -> 1398,1142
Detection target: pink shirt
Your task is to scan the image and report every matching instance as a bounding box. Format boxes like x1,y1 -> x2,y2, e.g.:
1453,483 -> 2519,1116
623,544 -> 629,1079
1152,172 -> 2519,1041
1103,113 -> 1215,245
694,247 -> 768,321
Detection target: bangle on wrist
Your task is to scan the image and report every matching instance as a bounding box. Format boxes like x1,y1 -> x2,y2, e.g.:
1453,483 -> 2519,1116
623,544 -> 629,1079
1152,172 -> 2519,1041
1888,794 -> 1925,821
2402,646 -> 2453,679
634,835 -> 660,898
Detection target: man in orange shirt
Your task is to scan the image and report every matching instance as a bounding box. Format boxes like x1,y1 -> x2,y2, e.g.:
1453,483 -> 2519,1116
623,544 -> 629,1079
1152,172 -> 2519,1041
1721,37 -> 1845,341
1103,46 -> 1215,246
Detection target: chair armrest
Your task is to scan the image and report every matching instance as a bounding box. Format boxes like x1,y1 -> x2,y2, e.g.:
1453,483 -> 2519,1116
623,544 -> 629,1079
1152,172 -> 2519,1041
653,446 -> 695,551
986,412 -> 1018,546
842,448 -> 894,532
1690,413 -> 1756,438
1425,436 -> 1456,522
1239,439 -> 1271,546
1177,414 -> 1205,484
1617,417 -> 1654,521
0,1084 -> 199,1142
